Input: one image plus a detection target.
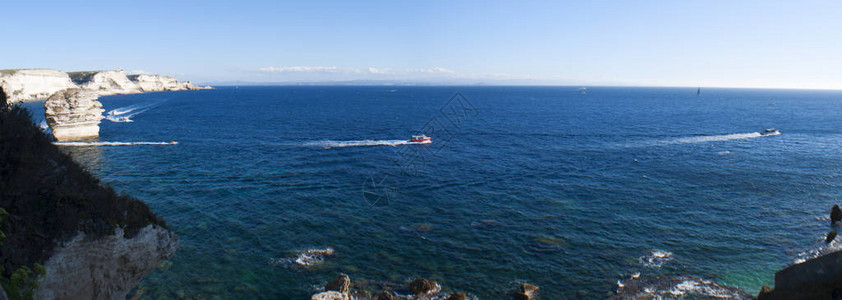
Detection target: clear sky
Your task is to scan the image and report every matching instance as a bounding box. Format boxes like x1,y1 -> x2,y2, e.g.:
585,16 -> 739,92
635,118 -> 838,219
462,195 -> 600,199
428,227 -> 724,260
3,0 -> 842,88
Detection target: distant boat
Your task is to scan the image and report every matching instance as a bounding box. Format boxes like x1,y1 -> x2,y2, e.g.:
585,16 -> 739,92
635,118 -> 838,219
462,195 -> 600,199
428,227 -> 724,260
408,135 -> 431,144
759,128 -> 780,136
697,87 -> 701,96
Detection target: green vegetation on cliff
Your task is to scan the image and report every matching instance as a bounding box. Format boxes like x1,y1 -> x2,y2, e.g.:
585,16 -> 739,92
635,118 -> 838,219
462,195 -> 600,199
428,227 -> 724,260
0,87 -> 166,298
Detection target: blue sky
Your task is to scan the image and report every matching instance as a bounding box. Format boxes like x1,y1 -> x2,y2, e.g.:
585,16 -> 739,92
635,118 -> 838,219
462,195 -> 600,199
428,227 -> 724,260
3,0 -> 842,88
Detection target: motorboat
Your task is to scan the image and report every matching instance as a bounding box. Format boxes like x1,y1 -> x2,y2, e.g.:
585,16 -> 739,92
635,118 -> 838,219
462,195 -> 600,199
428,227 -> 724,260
759,128 -> 780,136
408,135 -> 431,144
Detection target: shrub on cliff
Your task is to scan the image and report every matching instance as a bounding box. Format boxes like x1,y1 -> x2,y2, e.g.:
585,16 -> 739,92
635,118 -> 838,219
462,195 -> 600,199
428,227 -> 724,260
0,87 -> 166,292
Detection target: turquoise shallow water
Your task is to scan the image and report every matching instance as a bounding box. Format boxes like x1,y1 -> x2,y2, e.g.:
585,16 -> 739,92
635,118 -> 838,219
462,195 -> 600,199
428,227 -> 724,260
24,86 -> 842,298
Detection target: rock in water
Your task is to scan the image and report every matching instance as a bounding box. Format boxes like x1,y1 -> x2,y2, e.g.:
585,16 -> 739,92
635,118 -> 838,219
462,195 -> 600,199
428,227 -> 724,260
515,283 -> 539,300
311,291 -> 349,300
828,230 -> 838,243
766,249 -> 842,298
446,291 -> 467,300
373,291 -> 394,300
409,278 -> 438,294
832,205 -> 842,224
325,273 -> 351,294
757,285 -> 773,300
44,88 -> 104,141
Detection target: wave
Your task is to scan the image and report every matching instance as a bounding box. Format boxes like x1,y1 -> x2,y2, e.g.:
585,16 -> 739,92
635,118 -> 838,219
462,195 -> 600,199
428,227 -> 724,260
639,249 -> 673,268
54,141 -> 178,147
615,274 -> 752,299
305,139 -> 419,149
269,247 -> 334,267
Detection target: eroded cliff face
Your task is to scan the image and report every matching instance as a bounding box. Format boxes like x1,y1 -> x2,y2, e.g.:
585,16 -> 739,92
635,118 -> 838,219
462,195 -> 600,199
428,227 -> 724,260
128,74 -> 207,92
0,69 -> 211,104
34,226 -> 177,300
44,88 -> 105,141
69,70 -> 141,96
0,69 -> 77,103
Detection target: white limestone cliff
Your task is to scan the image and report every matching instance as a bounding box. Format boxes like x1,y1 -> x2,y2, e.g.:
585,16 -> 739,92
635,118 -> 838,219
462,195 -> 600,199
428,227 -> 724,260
69,70 -> 141,96
0,69 -> 77,103
0,69 -> 211,104
128,74 -> 209,92
33,225 -> 178,300
44,89 -> 105,141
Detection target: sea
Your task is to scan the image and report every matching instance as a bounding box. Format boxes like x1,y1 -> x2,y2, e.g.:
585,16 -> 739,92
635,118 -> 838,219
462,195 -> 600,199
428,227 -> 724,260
19,86 -> 842,298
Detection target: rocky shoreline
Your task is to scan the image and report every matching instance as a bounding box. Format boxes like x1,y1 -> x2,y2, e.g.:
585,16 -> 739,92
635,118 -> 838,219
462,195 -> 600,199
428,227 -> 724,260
310,273 -> 539,300
304,204 -> 842,299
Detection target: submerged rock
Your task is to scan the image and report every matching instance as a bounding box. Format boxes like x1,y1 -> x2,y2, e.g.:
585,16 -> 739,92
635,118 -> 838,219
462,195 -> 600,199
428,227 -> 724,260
832,205 -> 842,224
409,278 -> 438,294
44,88 -> 104,141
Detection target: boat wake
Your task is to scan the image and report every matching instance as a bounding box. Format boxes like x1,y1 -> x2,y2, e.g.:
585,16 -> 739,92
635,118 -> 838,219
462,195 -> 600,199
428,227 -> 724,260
670,132 -> 763,144
305,139 -> 417,149
106,102 -> 161,122
54,141 -> 178,147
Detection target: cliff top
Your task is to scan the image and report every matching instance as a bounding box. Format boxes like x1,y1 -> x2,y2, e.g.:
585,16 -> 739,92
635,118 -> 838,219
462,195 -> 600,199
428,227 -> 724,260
0,87 -> 167,278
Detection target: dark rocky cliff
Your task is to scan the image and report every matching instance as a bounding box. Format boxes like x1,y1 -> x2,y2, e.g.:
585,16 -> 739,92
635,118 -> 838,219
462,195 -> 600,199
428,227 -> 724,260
0,87 -> 176,299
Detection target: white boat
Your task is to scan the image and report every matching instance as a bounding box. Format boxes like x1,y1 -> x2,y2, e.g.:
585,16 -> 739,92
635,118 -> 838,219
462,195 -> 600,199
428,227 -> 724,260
759,128 -> 780,136
408,135 -> 431,144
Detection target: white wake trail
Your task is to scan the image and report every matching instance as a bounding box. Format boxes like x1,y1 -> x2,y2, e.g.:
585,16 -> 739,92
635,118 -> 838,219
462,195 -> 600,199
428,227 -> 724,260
106,102 -> 161,122
305,139 -> 415,148
670,132 -> 763,144
54,141 -> 178,147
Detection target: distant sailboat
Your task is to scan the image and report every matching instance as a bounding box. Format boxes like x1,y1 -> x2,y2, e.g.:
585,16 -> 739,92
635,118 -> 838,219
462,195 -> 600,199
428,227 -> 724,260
696,87 -> 701,96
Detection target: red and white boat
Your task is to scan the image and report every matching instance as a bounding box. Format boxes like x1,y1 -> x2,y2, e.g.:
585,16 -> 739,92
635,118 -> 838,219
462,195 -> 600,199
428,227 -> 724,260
408,135 -> 432,144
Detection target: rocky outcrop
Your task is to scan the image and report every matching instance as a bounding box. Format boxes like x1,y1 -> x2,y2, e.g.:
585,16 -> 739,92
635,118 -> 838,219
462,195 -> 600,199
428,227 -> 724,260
0,69 -> 76,103
34,226 -> 177,299
409,278 -> 438,295
514,283 -> 539,300
831,204 -> 842,224
311,291 -> 349,300
311,274 -> 464,300
758,249 -> 842,299
0,69 -> 211,104
1,86 -> 175,300
44,89 -> 104,141
325,273 -> 351,294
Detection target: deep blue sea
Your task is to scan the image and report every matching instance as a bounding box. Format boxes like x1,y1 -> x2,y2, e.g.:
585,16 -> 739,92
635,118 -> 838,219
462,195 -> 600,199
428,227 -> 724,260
21,86 -> 842,298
